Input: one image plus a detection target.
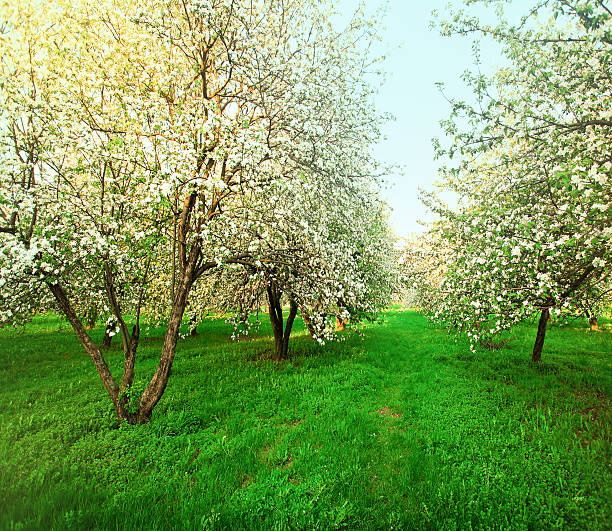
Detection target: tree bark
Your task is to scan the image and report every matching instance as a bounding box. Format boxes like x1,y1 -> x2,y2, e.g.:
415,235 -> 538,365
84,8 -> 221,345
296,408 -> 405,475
590,316 -> 599,331
189,316 -> 199,337
267,285 -> 296,359
532,308 -> 549,362
47,189 -> 211,424
103,264 -> 133,358
267,285 -> 284,358
135,191 -> 200,423
101,321 -> 113,348
136,267 -> 194,423
281,299 -> 298,358
47,282 -> 128,420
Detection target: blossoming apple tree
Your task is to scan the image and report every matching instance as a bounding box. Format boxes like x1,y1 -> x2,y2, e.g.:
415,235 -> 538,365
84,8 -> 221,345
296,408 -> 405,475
234,190 -> 397,359
0,0 -> 390,422
425,0 -> 611,361
168,155 -> 397,359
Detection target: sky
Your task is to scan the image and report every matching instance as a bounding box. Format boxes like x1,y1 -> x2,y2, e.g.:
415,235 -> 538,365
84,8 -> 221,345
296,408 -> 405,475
336,0 -> 530,238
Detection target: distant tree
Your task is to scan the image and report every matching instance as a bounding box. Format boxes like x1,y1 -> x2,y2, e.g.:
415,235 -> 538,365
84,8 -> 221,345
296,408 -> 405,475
398,233 -> 447,310
188,195 -> 397,360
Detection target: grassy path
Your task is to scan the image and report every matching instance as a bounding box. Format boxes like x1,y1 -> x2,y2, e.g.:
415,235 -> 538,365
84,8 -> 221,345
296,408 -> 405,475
0,311 -> 610,529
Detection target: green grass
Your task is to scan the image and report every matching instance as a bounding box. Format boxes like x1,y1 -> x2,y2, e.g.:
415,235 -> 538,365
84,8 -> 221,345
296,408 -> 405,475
0,310 -> 610,530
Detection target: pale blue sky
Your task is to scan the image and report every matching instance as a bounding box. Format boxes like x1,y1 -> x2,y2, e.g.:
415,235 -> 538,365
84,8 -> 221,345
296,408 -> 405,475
337,0 -> 530,237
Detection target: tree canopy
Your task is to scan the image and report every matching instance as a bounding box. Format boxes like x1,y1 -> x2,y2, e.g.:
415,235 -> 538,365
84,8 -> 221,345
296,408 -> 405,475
0,0 -> 394,422
419,0 -> 611,360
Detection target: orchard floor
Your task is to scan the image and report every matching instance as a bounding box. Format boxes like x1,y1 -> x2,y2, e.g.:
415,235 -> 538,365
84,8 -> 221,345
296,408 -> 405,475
0,310 -> 610,530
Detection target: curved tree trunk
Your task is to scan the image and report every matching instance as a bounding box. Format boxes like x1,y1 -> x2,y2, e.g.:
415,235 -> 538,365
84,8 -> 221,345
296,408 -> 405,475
135,194 -> 200,423
45,193 -> 229,425
532,308 -> 549,362
47,282 -> 129,420
282,299 -> 298,358
136,269 -> 194,423
300,306 -> 317,338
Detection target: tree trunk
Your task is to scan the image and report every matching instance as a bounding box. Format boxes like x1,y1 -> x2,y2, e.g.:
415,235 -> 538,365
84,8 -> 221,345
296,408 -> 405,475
267,285 -> 285,358
47,282 -> 129,420
335,315 -> 348,331
134,192 -> 201,423
281,299 -> 298,358
267,286 -> 297,360
590,316 -> 599,331
136,270 -> 194,423
102,326 -> 113,348
46,194 -> 204,425
300,306 -> 317,338
189,316 -> 199,337
102,324 -> 113,348
532,308 -> 549,362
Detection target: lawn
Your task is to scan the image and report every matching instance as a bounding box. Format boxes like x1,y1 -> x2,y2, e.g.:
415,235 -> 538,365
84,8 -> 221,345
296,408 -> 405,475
0,310 -> 610,530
